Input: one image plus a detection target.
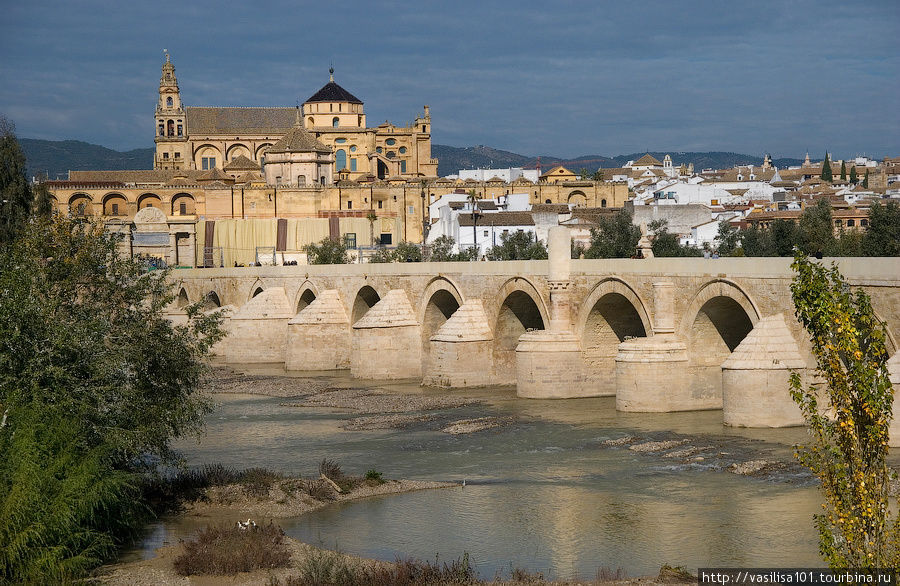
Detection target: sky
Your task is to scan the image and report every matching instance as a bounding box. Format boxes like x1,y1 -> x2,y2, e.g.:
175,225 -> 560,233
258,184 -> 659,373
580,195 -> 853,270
1,0 -> 898,160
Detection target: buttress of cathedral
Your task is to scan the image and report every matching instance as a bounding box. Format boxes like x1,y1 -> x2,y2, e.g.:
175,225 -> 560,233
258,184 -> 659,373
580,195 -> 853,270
154,56 -> 437,181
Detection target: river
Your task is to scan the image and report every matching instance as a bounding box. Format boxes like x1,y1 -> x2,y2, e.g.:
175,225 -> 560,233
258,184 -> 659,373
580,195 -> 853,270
131,367 -> 822,580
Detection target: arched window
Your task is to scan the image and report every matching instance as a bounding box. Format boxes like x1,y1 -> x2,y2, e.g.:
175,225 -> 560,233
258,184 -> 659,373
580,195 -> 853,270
167,120 -> 175,136
158,123 -> 164,136
601,199 -> 607,208
335,149 -> 347,171
166,96 -> 173,107
332,117 -> 339,128
298,175 -> 306,186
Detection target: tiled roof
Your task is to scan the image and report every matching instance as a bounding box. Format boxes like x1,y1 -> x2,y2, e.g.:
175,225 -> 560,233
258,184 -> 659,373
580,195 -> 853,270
633,154 -> 663,166
267,125 -> 331,154
197,167 -> 232,182
69,169 -> 204,184
305,81 -> 363,104
185,107 -> 295,135
223,155 -> 260,171
531,203 -> 570,213
458,211 -> 534,227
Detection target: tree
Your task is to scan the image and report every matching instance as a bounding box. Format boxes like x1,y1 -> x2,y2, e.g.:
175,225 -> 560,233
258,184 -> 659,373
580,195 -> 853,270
393,240 -> 422,262
648,220 -> 701,257
485,230 -> 547,260
31,182 -> 54,217
0,115 -> 32,245
863,169 -> 870,189
585,208 -> 640,258
821,152 -> 833,182
429,235 -> 455,261
304,236 -> 350,264
592,169 -> 605,181
799,198 -> 836,256
789,253 -> 899,568
366,211 -> 378,247
578,167 -> 591,180
839,160 -> 847,181
715,219 -> 740,256
741,224 -> 776,257
771,218 -> 801,257
0,214 -> 223,581
850,165 -> 858,185
862,201 -> 900,257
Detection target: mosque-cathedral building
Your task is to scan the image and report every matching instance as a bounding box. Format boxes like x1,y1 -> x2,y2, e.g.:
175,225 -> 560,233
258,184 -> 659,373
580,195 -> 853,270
45,55 -> 627,266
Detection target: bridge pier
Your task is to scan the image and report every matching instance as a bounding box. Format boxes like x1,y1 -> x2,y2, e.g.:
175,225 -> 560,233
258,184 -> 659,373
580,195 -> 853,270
205,304 -> 235,357
423,299 -> 494,387
224,287 -> 294,364
285,290 -> 350,371
351,289 -> 422,380
516,227 -> 586,398
721,313 -> 805,427
616,282 -> 694,411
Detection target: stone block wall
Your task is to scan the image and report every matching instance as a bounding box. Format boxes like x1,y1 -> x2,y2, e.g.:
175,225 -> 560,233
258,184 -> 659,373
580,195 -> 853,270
285,323 -> 350,370
351,325 -> 422,380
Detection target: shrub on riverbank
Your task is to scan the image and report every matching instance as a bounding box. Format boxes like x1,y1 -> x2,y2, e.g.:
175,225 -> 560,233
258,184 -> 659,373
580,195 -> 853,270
0,214 -> 223,583
277,549 -> 478,585
173,523 -> 291,575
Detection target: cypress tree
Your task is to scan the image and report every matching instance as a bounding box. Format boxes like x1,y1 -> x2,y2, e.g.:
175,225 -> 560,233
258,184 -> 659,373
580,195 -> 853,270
840,160 -> 847,181
821,153 -> 833,182
0,115 -> 32,245
863,169 -> 869,189
849,166 -> 858,184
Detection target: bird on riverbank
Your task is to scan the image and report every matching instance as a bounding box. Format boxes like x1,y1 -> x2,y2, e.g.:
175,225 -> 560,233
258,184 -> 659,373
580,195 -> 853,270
237,519 -> 257,530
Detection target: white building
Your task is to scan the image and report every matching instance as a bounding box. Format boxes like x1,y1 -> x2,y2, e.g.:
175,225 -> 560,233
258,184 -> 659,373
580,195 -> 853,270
457,211 -> 537,257
447,167 -> 540,183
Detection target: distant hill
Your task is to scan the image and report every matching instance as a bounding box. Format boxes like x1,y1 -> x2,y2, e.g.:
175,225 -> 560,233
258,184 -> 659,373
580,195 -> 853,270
436,145 -> 803,177
20,138 -> 803,181
20,139 -> 154,180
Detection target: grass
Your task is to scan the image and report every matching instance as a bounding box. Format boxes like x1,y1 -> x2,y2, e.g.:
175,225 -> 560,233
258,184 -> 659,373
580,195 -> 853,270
271,549 -> 478,586
173,522 -> 291,576
144,464 -> 286,510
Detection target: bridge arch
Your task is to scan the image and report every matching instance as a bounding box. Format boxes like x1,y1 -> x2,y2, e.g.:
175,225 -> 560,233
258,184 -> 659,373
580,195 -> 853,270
577,278 -> 652,396
492,277 -> 548,384
247,278 -> 265,301
176,287 -> 190,308
201,290 -> 222,310
351,284 -> 382,324
419,277 -> 464,370
681,279 -> 760,403
294,280 -> 319,314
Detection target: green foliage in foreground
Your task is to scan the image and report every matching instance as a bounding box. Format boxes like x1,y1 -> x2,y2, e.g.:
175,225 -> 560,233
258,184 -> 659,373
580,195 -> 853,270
304,236 -> 351,264
789,253 -> 899,568
486,230 -> 547,260
0,215 -> 223,582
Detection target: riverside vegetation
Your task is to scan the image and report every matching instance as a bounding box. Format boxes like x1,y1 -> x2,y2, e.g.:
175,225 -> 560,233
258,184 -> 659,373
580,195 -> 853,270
789,252 -> 900,568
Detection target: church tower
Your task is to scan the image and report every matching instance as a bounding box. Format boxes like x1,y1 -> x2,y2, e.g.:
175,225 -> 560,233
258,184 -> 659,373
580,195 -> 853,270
154,51 -> 188,170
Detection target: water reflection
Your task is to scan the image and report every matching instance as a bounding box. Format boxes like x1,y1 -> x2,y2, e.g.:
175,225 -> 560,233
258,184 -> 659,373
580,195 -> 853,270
146,367 -> 822,579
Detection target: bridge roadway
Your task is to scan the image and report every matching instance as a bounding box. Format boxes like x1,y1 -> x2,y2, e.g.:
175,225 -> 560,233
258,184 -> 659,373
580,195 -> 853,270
168,255 -> 900,426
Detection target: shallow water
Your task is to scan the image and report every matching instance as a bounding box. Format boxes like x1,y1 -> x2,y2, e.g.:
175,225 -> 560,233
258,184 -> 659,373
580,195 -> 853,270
130,367 -> 822,580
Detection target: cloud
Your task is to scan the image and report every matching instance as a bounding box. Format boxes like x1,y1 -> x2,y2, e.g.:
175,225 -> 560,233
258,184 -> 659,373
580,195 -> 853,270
1,0 -> 897,158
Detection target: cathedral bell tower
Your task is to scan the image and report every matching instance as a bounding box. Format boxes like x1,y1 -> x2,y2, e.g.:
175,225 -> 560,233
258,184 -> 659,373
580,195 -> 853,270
154,51 -> 188,170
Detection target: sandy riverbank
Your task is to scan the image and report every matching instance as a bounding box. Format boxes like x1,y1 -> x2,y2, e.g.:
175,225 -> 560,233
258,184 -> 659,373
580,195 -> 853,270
95,477 -> 456,586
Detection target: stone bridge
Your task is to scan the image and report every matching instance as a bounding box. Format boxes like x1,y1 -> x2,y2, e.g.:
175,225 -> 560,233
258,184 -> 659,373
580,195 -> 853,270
169,231 -> 900,429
